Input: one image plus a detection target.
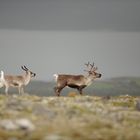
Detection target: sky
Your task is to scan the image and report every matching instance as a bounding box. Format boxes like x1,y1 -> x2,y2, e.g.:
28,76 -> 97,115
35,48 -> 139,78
0,0 -> 140,81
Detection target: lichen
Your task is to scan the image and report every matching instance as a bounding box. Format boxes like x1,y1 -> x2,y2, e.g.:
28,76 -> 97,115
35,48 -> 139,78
0,94 -> 139,140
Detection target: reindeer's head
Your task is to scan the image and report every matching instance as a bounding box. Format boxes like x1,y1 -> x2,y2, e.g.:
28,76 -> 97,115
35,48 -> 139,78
84,62 -> 101,79
21,66 -> 36,77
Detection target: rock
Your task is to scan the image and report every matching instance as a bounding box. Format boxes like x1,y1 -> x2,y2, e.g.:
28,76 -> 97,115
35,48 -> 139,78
45,134 -> 63,140
0,119 -> 35,131
15,119 -> 35,131
0,119 -> 18,130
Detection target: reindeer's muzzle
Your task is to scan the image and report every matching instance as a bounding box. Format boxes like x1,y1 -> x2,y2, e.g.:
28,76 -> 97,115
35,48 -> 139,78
98,74 -> 102,78
32,73 -> 36,77
96,73 -> 102,78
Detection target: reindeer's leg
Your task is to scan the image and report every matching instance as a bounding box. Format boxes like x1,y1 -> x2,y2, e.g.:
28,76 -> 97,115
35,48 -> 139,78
77,86 -> 83,95
54,87 -> 58,95
21,87 -> 24,95
18,86 -> 24,95
54,82 -> 66,96
18,87 -> 21,95
5,86 -> 9,96
19,86 -> 24,95
54,86 -> 64,96
54,87 -> 60,96
78,85 -> 86,95
79,89 -> 83,95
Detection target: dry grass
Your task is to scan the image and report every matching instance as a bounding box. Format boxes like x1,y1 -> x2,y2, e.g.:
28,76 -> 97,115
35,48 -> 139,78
0,94 -> 139,140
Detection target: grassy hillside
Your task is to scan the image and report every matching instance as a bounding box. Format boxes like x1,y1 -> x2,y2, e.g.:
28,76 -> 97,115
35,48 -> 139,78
0,77 -> 140,96
0,95 -> 139,140
88,77 -> 140,96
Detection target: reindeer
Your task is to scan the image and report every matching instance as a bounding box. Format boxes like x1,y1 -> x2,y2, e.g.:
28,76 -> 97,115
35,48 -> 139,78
54,62 -> 101,96
2,66 -> 36,95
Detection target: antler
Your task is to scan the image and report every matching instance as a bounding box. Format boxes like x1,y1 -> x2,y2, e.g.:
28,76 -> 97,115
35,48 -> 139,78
85,62 -> 90,67
84,62 -> 98,73
84,62 -> 90,72
21,66 -> 29,71
90,62 -> 94,71
23,66 -> 29,71
89,62 -> 98,71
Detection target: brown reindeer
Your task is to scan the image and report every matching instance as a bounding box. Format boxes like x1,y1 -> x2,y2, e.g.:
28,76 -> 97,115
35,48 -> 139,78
2,66 -> 36,95
54,62 -> 101,96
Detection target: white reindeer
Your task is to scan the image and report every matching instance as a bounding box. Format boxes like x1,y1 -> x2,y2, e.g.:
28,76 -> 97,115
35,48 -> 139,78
1,66 -> 36,95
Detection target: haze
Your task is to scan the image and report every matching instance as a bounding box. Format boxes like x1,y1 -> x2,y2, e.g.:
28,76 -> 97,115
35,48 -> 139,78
0,0 -> 140,81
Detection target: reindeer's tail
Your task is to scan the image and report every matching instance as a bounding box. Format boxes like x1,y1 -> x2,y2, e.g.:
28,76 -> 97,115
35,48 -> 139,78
0,71 -> 4,80
53,74 -> 58,81
0,71 -> 4,88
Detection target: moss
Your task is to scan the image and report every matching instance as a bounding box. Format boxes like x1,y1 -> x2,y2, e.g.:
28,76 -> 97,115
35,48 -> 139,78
112,101 -> 134,108
111,96 -> 136,108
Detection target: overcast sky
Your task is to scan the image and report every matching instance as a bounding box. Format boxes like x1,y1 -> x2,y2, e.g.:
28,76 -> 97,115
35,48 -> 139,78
0,0 -> 140,81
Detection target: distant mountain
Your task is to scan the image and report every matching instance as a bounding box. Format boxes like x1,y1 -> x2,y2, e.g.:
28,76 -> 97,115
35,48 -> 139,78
92,77 -> 140,96
0,77 -> 140,96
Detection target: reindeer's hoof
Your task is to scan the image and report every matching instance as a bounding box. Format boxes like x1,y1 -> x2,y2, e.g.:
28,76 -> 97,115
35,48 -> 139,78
56,93 -> 60,97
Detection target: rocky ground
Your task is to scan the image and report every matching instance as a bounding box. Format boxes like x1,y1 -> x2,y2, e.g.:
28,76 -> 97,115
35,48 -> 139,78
0,94 -> 140,140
